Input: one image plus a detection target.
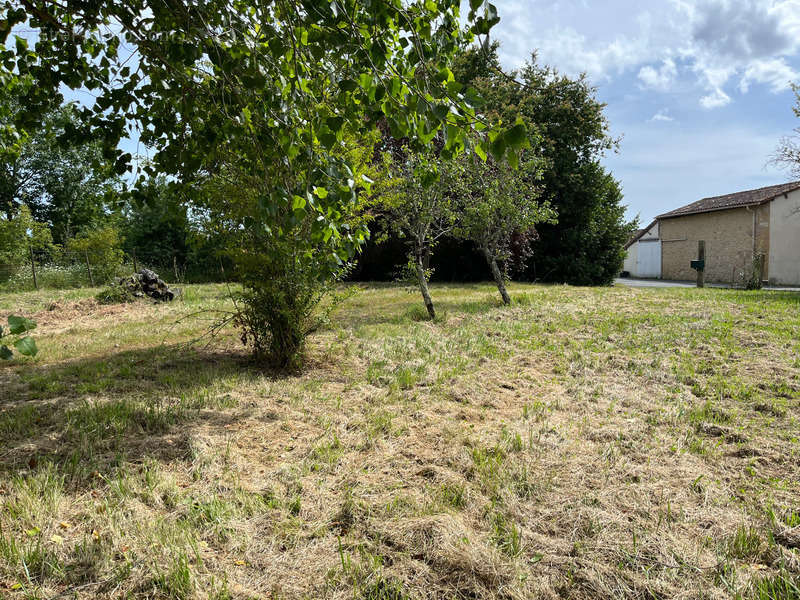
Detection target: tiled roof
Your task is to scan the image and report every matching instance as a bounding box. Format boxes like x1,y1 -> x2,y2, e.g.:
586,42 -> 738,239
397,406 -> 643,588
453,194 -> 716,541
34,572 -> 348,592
657,181 -> 800,219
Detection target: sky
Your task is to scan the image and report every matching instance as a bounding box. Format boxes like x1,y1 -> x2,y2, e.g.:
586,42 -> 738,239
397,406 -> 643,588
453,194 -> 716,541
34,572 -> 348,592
485,0 -> 800,224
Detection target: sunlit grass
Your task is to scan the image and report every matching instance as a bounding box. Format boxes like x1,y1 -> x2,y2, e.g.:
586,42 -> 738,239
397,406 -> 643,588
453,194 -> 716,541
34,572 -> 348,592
0,282 -> 798,599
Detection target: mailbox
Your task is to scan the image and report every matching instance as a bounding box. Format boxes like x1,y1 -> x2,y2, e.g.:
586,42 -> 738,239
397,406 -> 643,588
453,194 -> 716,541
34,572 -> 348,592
690,259 -> 705,272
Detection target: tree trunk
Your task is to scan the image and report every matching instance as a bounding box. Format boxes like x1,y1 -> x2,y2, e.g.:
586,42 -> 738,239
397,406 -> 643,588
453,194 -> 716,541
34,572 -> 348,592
415,252 -> 436,320
484,249 -> 510,305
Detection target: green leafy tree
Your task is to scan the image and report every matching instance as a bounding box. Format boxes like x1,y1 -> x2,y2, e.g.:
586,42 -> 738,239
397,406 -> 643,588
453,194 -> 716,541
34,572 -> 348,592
123,176 -> 236,282
21,105 -> 120,245
122,176 -> 193,274
378,150 -> 461,320
0,87 -> 119,240
453,44 -> 635,285
452,152 -> 555,304
1,0 -> 523,366
0,75 -> 41,219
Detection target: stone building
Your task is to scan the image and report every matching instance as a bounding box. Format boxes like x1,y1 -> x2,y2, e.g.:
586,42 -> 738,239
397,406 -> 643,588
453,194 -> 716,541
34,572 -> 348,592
623,182 -> 800,286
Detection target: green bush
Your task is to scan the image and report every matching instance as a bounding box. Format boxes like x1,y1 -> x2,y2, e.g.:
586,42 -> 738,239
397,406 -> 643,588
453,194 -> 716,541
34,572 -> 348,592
0,205 -> 55,283
233,238 -> 350,369
203,135 -> 376,369
95,282 -> 137,305
67,226 -> 125,285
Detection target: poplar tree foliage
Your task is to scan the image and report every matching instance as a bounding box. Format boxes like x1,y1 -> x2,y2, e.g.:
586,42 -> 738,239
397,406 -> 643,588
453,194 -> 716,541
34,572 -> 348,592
0,314 -> 37,360
1,0 -> 528,366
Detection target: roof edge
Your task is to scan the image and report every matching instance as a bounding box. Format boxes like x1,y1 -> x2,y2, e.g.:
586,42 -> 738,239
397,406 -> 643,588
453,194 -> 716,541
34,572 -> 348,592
656,198 -> 771,220
624,220 -> 657,249
655,181 -> 800,221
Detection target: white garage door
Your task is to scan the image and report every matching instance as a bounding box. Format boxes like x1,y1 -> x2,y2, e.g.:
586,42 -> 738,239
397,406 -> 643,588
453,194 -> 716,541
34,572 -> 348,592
636,240 -> 661,278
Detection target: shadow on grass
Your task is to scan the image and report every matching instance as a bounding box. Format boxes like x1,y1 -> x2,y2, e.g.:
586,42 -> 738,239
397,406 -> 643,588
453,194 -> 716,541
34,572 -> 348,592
0,345 -> 281,490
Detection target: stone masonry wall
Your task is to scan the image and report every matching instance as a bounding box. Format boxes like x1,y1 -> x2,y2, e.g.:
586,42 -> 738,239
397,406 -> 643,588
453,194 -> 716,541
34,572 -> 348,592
660,207 -> 758,283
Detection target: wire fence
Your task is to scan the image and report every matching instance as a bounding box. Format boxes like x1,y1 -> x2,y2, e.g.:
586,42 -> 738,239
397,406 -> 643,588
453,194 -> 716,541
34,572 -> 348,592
0,246 -> 229,292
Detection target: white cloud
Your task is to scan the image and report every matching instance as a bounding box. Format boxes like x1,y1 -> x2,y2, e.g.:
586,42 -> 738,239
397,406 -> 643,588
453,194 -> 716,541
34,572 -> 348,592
649,109 -> 675,122
638,59 -> 677,91
687,0 -> 793,62
491,0 -> 800,108
490,1 -> 671,79
739,58 -> 799,93
699,88 -> 732,109
681,0 -> 799,105
507,26 -> 648,81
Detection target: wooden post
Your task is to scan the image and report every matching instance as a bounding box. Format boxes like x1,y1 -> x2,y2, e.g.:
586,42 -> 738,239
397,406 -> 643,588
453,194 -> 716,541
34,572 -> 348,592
84,248 -> 95,287
29,245 -> 38,290
697,240 -> 705,288
173,255 -> 179,282
132,249 -> 138,273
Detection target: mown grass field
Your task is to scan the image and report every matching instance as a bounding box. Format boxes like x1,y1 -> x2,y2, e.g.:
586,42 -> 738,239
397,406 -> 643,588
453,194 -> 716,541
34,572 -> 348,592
1,282 -> 799,599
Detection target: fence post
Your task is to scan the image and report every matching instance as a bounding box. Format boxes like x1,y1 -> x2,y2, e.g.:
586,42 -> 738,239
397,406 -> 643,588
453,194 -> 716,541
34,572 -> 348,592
132,248 -> 138,273
697,240 -> 705,289
84,248 -> 95,287
29,245 -> 38,290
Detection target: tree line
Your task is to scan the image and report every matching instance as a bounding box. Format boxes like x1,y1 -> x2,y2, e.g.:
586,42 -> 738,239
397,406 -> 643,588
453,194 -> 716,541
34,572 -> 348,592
0,0 -> 633,368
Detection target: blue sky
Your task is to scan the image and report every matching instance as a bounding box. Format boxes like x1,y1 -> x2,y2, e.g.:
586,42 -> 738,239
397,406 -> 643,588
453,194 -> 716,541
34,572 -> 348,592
486,0 -> 800,224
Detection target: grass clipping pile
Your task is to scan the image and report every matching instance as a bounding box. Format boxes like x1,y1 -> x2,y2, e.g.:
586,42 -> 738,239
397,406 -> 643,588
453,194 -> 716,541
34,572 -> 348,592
97,268 -> 178,304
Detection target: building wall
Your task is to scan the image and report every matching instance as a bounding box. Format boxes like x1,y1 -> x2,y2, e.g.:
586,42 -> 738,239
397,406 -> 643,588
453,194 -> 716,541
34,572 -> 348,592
640,221 -> 659,242
769,188 -> 800,286
623,222 -> 659,277
660,208 -> 756,283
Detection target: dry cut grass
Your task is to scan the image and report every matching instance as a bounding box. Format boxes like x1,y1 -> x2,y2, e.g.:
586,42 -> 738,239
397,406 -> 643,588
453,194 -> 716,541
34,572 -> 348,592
0,282 -> 799,599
